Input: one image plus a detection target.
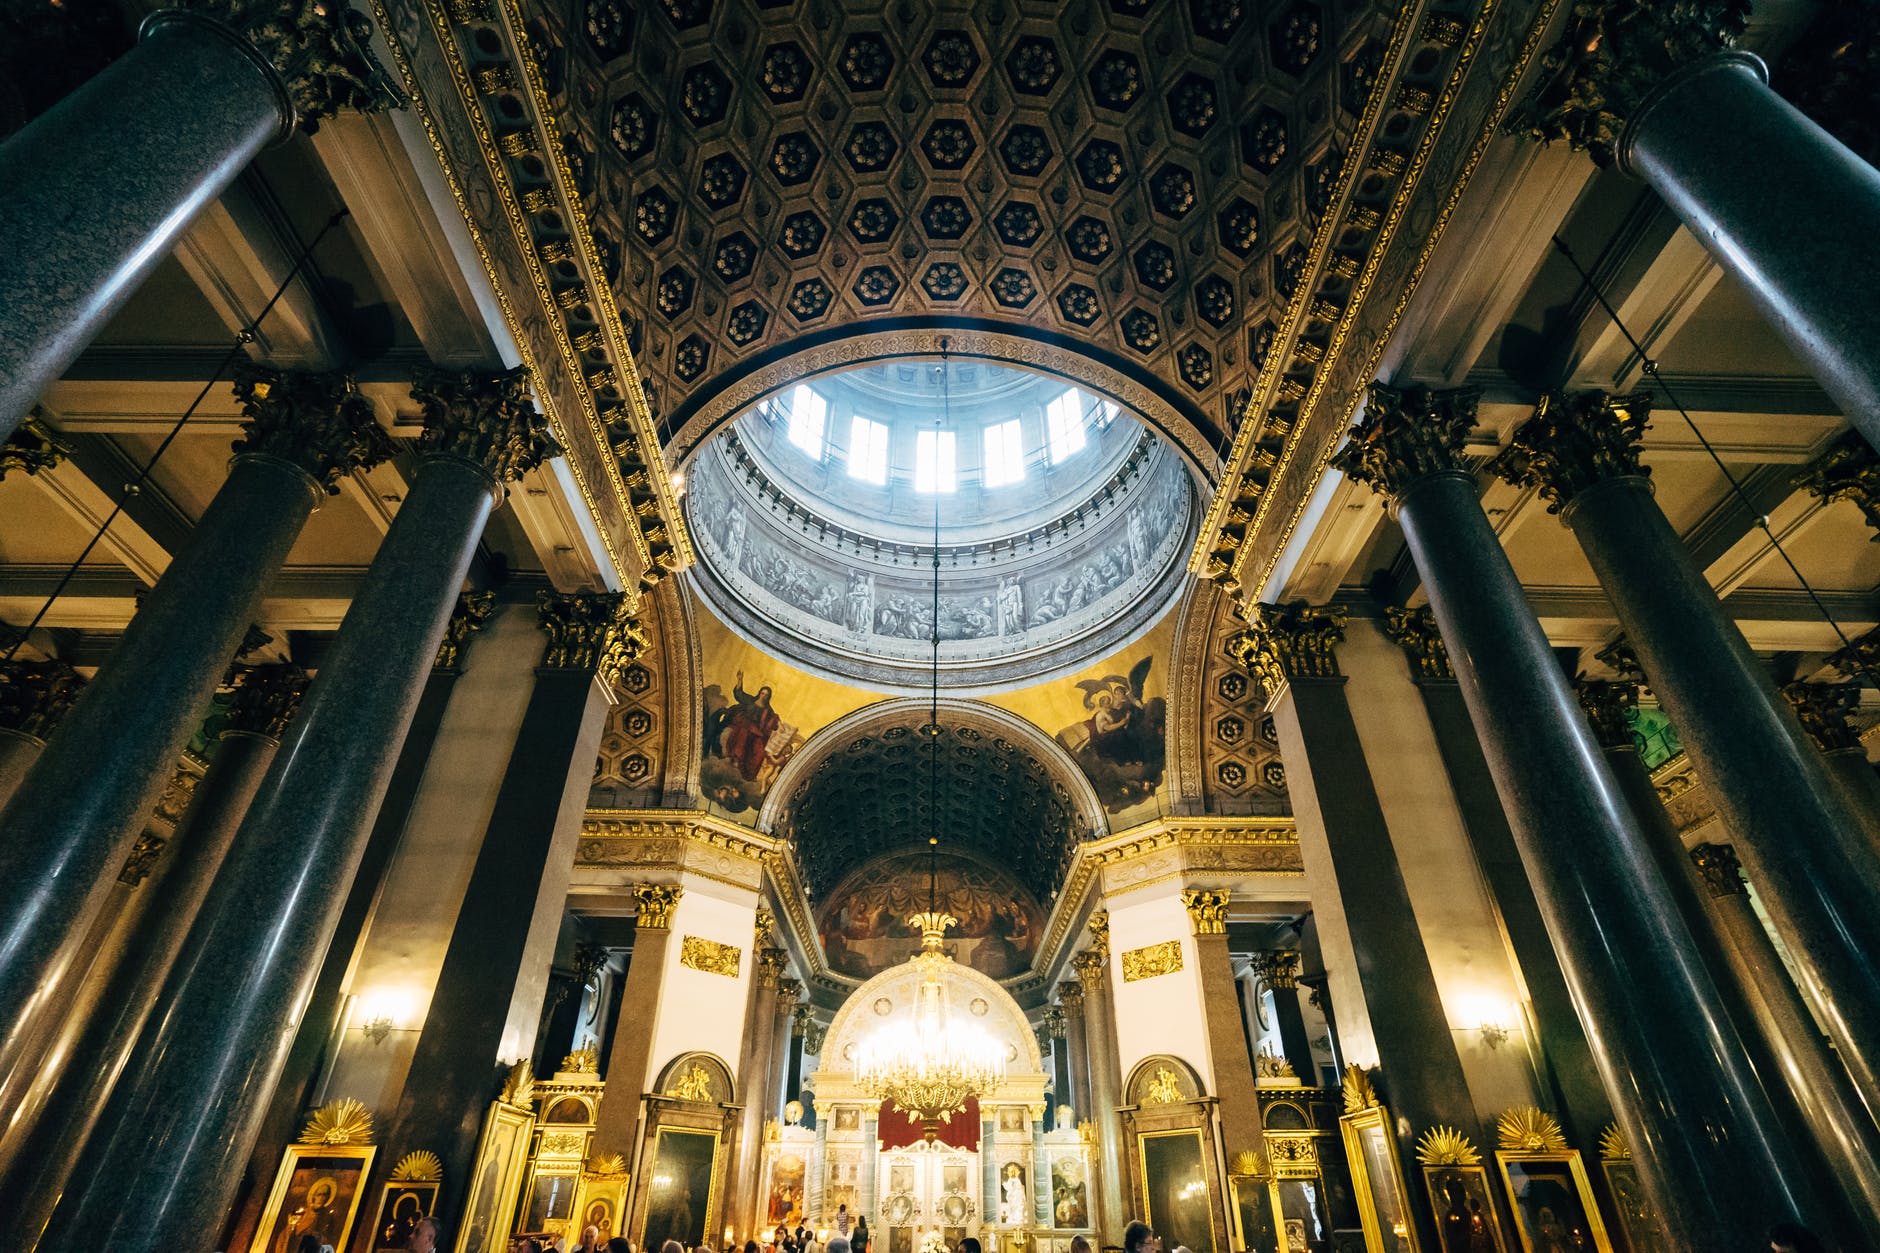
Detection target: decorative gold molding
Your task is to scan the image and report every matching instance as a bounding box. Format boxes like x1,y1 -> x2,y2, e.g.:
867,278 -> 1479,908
1120,940 -> 1184,983
1597,1124 -> 1631,1161
1070,950 -> 1108,992
299,1097 -> 374,1145
666,1062 -> 715,1102
1249,950 -> 1301,991
1414,1126 -> 1482,1166
1341,1065 -> 1378,1113
391,1150 -> 444,1181
1180,888 -> 1230,935
1689,842 -> 1746,899
561,1037 -> 599,1074
499,1060 -> 535,1109
1142,1067 -> 1187,1105
632,883 -> 682,929
1496,1105 -> 1569,1151
1087,909 -> 1110,960
679,935 -> 741,978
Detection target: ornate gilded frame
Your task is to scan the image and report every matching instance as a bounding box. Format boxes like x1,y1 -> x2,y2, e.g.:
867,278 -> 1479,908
1418,1164 -> 1509,1253
249,1143 -> 378,1253
461,1099 -> 535,1253
1492,1151 -> 1612,1253
1135,1127 -> 1224,1253
1338,1104 -> 1419,1253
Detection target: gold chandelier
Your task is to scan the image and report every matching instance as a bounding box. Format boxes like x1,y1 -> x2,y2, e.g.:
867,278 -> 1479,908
852,344 -> 1005,1141
854,911 -> 1006,1140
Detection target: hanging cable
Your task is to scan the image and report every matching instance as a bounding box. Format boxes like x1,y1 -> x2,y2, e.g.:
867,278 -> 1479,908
928,339 -> 949,910
1550,232 -> 1872,687
4,208 -> 353,663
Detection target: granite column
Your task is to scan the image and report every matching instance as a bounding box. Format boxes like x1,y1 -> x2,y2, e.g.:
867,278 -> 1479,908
766,978 -> 802,1125
591,885 -> 683,1159
0,3 -> 399,437
1058,981 -> 1091,1127
1495,391 -> 1880,1114
1781,682 -> 1880,856
37,366 -> 561,1252
1334,381 -> 1820,1245
0,366 -> 390,1090
1072,943 -> 1125,1246
0,664 -> 307,1248
731,939 -> 789,1238
1379,607 -> 1617,1155
1180,891 -> 1269,1180
364,591 -> 632,1240
1248,952 -> 1314,1085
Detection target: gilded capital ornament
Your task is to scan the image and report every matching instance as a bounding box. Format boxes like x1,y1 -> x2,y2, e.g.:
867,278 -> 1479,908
1070,949 -> 1107,992
775,976 -> 802,1013
755,907 -> 775,942
1381,606 -> 1452,681
230,364 -> 396,494
221,662 -> 310,739
0,411 -> 71,481
802,1018 -> 828,1054
1690,842 -> 1747,898
1331,382 -> 1479,500
1492,391 -> 1652,513
1039,1006 -> 1067,1042
1503,0 -> 1750,165
1057,980 -> 1085,1013
1249,949 -> 1301,991
434,590 -> 496,670
1087,909 -> 1110,959
1794,431 -> 1880,535
1828,625 -> 1880,685
756,945 -> 788,989
1595,636 -> 1645,681
792,1002 -> 815,1036
571,942 -> 608,991
0,658 -> 84,740
632,883 -> 681,929
1780,682 -> 1861,753
1225,600 -> 1345,701
411,365 -> 563,487
182,0 -> 406,131
1181,888 -> 1230,935
1575,679 -> 1640,751
537,590 -> 645,684
118,832 -> 169,887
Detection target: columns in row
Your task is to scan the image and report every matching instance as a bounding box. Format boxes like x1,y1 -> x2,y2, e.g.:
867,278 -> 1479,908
0,366 -> 392,1090
1071,916 -> 1125,1247
35,366 -> 564,1252
1507,5 -> 1880,451
0,0 -> 401,437
1328,382 -> 1832,1245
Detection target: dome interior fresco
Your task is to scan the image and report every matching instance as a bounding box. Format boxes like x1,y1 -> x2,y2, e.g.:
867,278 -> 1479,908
683,359 -> 1197,693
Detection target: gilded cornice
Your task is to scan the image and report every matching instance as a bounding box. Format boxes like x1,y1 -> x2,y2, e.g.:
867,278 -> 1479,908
368,0 -> 691,591
1200,0 -> 1567,595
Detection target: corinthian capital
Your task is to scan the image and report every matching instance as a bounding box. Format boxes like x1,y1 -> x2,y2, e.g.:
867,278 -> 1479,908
537,590 -> 645,684
1794,431 -> 1880,535
775,977 -> 802,1013
1332,383 -> 1478,500
1225,601 -> 1345,701
1381,606 -> 1452,682
435,590 -> 497,671
1181,888 -> 1230,936
755,946 -> 788,989
231,365 -> 397,493
1249,949 -> 1301,991
1689,842 -> 1747,899
0,658 -> 84,740
1070,949 -> 1107,992
222,662 -> 310,738
0,412 -> 70,481
1087,910 -> 1110,959
632,883 -> 682,929
1503,0 -> 1750,165
1781,682 -> 1861,753
1492,392 -> 1652,513
411,366 -> 564,487
186,0 -> 406,132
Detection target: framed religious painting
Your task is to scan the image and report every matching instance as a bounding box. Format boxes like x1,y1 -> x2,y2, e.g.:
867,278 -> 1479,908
251,1143 -> 377,1253
1419,1165 -> 1508,1253
1337,1106 -> 1416,1253
644,1127 -> 720,1250
1494,1153 -> 1612,1253
1227,1173 -> 1281,1253
369,1153 -> 443,1253
1138,1128 -> 1216,1253
1597,1155 -> 1656,1253
571,1165 -> 631,1250
461,1101 -> 534,1253
1049,1151 -> 1090,1229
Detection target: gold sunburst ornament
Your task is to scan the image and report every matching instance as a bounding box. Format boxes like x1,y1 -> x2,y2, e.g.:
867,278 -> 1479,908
1228,1150 -> 1270,1179
299,1098 -> 374,1145
1598,1124 -> 1631,1160
1497,1106 -> 1568,1152
1414,1126 -> 1481,1166
1341,1064 -> 1379,1113
499,1060 -> 535,1109
391,1151 -> 444,1181
587,1152 -> 629,1176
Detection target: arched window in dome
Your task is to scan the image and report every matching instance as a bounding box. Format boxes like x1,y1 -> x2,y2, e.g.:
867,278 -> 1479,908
848,414 -> 889,484
915,428 -> 957,494
982,419 -> 1024,487
1045,388 -> 1087,463
787,382 -> 826,457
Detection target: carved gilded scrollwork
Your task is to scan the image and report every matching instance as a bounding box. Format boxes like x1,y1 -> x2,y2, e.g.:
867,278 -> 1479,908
0,411 -> 70,481
1180,888 -> 1230,935
1381,606 -> 1452,682
1119,941 -> 1182,983
1224,600 -> 1346,701
230,364 -> 396,493
189,0 -> 406,130
678,934 -> 741,978
631,882 -> 681,929
410,365 -> 563,487
1492,391 -> 1653,512
0,658 -> 84,740
1332,383 -> 1478,500
434,590 -> 496,670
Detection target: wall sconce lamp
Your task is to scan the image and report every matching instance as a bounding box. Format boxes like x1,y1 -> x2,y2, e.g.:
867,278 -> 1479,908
1478,1022 -> 1510,1050
362,1016 -> 396,1045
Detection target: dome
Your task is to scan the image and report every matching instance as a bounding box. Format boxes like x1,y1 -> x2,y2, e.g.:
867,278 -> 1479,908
682,359 -> 1197,693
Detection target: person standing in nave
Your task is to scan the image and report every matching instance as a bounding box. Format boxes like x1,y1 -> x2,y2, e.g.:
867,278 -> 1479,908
834,1205 -> 852,1239
852,1217 -> 869,1253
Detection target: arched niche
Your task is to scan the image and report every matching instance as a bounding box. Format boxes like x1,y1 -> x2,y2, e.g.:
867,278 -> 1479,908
628,1052 -> 740,1252
1122,1055 -> 1229,1253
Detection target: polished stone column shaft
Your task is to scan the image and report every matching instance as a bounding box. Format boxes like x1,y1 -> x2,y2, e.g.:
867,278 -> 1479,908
1073,950 -> 1127,1246
1184,893 -> 1269,1180
0,454 -> 318,1081
1058,982 -> 1092,1124
0,11 -> 290,435
1782,682 -> 1880,857
731,944 -> 787,1236
765,978 -> 802,1123
1617,54 -> 1880,451
0,664 -> 303,1248
591,885 -> 683,1158
41,363 -> 557,1250
1335,383 -> 1820,1243
368,595 -> 624,1242
1250,953 -> 1315,1085
1546,470 -> 1880,1111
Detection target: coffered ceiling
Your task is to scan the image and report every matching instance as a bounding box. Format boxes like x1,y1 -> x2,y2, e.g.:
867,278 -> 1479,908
530,0 -> 1398,445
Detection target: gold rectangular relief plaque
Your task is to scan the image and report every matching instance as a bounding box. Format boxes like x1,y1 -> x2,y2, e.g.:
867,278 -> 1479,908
679,935 -> 742,977
1121,940 -> 1183,982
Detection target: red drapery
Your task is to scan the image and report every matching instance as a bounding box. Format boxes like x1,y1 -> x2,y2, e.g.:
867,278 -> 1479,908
875,1095 -> 981,1151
